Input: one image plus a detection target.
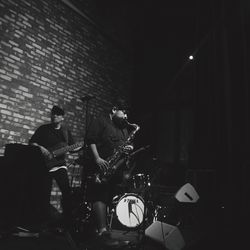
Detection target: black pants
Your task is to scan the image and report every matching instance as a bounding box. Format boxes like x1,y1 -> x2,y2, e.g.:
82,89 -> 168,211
47,168 -> 72,225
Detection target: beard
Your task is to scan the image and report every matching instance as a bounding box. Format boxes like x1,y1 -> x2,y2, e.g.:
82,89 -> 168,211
113,116 -> 127,129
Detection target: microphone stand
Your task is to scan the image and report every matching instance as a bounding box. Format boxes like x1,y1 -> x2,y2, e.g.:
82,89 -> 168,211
81,95 -> 95,139
122,145 -> 151,187
137,157 -> 162,250
137,185 -> 150,250
80,95 -> 95,197
124,145 -> 152,249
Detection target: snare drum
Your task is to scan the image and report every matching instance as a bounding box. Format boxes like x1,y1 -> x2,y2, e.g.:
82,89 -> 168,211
115,193 -> 144,228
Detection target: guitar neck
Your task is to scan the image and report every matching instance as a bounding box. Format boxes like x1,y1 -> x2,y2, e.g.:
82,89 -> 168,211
52,142 -> 83,157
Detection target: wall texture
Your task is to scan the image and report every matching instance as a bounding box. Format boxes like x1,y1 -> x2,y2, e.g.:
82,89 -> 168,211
0,0 -> 132,210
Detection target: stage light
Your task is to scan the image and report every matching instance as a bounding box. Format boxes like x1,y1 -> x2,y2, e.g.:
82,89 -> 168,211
188,55 -> 194,60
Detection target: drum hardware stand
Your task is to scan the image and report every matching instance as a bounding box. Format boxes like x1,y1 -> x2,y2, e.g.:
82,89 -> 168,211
110,148 -> 152,244
134,168 -> 161,250
124,145 -> 151,180
116,155 -> 144,236
107,207 -> 115,230
135,187 -> 150,249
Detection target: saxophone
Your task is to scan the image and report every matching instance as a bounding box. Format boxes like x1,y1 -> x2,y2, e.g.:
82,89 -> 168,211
94,120 -> 140,183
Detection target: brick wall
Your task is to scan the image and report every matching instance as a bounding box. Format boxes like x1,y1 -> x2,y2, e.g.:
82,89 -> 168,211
0,0 -> 132,211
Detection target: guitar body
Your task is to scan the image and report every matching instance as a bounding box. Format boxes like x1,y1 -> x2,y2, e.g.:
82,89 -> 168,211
44,141 -> 84,170
45,157 -> 66,170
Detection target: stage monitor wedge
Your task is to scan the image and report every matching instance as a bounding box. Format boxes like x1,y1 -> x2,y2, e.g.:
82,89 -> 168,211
145,221 -> 185,250
175,183 -> 199,203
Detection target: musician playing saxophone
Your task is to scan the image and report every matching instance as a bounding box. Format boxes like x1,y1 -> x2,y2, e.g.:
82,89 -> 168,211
29,105 -> 81,231
84,98 -> 135,244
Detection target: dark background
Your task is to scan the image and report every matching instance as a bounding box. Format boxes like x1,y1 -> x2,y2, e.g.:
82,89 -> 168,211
90,0 -> 250,237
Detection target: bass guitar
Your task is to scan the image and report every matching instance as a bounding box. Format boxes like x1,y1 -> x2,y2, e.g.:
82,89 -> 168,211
44,141 -> 84,170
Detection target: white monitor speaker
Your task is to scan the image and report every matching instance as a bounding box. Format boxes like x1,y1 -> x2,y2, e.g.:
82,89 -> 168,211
175,183 -> 199,203
145,221 -> 185,250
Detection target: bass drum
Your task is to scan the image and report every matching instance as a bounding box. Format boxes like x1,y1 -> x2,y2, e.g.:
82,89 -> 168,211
115,193 -> 145,228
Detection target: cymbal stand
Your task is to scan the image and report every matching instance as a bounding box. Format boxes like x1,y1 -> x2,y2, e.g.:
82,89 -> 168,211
79,95 -> 95,191
136,160 -> 163,250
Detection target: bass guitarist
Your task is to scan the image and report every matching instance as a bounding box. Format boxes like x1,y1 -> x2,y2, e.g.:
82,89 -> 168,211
29,105 -> 82,230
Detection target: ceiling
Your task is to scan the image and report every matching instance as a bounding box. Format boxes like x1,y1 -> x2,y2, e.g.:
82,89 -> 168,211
68,0 -> 215,114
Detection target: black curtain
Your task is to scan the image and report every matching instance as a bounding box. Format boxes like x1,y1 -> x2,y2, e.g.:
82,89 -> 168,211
189,0 -> 250,243
132,0 -> 249,243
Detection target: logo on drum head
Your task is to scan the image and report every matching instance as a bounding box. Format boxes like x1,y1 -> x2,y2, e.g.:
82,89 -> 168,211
123,198 -> 138,204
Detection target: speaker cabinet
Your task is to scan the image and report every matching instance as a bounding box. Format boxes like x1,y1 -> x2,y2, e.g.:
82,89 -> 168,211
145,221 -> 185,250
0,143 -> 49,227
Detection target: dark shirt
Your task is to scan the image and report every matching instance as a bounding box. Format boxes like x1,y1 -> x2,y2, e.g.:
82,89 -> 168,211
29,123 -> 74,162
86,115 -> 129,160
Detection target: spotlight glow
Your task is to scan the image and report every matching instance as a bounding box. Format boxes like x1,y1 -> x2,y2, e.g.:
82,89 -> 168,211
189,55 -> 194,60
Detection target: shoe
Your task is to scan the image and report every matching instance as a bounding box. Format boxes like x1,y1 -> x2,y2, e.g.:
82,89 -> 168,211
12,231 -> 39,238
98,230 -> 111,238
96,231 -> 119,247
98,238 -> 120,247
11,226 -> 39,238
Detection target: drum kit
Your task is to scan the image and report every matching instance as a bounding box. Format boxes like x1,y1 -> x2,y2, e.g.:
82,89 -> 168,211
72,148 -> 201,235
71,172 -> 155,234
71,164 -> 200,243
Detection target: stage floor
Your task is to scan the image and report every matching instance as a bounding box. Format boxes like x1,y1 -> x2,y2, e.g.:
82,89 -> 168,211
0,223 -> 228,250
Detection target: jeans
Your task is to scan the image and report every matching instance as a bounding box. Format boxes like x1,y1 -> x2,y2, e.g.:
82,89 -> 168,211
47,168 -> 72,225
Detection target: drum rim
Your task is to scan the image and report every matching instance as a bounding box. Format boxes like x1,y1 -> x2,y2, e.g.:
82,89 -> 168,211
117,192 -> 144,202
133,173 -> 145,177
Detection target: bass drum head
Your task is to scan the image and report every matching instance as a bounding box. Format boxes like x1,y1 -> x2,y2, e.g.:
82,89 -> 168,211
115,193 -> 144,228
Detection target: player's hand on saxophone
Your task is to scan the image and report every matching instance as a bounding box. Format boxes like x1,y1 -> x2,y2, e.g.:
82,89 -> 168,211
123,144 -> 134,153
95,157 -> 109,173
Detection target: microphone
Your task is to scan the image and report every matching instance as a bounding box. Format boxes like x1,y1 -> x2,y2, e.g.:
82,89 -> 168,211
130,145 -> 150,157
81,95 -> 95,102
